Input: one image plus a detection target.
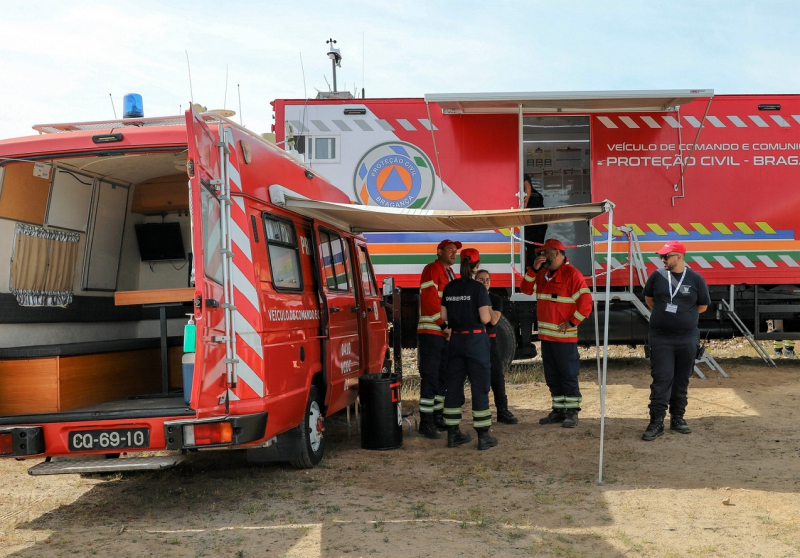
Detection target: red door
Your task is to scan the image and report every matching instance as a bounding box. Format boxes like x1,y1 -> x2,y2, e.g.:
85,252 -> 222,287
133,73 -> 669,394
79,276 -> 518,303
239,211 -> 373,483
185,107 -> 228,416
314,225 -> 361,412
354,241 -> 388,374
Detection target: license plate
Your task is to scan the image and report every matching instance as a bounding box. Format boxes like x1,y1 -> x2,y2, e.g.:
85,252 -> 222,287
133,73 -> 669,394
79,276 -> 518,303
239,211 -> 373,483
67,428 -> 150,451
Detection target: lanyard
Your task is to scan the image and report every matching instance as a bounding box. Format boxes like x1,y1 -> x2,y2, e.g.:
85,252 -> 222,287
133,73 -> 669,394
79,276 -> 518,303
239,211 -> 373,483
667,269 -> 687,304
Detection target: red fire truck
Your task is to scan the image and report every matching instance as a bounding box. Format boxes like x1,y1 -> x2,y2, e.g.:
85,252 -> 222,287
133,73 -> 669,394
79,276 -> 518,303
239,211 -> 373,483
0,105 -> 594,473
274,90 -> 800,359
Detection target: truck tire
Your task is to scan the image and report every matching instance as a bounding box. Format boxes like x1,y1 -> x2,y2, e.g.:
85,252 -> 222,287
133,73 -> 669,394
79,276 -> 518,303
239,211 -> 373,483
290,385 -> 325,469
495,315 -> 516,372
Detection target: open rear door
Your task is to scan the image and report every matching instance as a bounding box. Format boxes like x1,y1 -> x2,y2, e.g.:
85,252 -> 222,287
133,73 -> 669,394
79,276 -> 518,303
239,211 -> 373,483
354,240 -> 388,374
186,107 -> 228,416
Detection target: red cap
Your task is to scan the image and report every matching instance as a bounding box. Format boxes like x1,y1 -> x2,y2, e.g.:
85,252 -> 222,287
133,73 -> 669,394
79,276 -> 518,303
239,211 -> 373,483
535,238 -> 566,254
460,248 -> 480,263
437,239 -> 462,251
655,240 -> 686,255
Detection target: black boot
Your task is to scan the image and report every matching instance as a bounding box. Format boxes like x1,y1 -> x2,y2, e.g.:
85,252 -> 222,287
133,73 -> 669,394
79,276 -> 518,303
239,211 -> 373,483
418,413 -> 441,439
447,426 -> 471,448
476,429 -> 498,451
561,409 -> 578,428
642,415 -> 664,441
670,416 -> 692,434
497,408 -> 519,425
539,409 -> 566,425
433,410 -> 448,431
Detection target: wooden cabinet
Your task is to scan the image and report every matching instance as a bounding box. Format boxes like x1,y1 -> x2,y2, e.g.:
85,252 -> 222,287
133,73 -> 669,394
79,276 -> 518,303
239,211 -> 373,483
131,174 -> 190,214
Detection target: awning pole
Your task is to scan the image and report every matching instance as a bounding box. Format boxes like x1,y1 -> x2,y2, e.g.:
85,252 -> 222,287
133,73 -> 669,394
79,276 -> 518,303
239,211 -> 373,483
598,204 -> 614,485
590,221 -> 602,477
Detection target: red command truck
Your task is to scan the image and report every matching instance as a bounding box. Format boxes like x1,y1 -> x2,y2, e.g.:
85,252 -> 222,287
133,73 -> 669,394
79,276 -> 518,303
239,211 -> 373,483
274,90 -> 800,359
0,107 -> 392,473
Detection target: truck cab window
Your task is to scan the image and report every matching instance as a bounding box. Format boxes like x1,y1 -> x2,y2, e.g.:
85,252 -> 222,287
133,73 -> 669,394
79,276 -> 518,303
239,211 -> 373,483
200,186 -> 224,284
263,215 -> 302,290
357,245 -> 377,296
319,230 -> 351,292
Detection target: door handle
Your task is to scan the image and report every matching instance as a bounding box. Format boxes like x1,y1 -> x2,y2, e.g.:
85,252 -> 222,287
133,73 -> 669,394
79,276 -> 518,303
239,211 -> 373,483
329,307 -> 340,313
351,306 -> 360,313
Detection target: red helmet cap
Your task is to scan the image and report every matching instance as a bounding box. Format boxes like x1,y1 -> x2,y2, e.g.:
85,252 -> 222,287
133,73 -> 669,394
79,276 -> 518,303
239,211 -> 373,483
655,240 -> 687,255
437,239 -> 463,251
460,248 -> 480,263
535,238 -> 567,254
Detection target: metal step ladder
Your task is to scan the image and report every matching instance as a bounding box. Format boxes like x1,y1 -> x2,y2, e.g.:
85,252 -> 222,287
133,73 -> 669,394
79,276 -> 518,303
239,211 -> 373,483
720,299 -> 776,367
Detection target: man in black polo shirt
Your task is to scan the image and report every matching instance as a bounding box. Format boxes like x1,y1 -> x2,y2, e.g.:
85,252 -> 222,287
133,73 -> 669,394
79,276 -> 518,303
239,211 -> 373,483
642,240 -> 710,441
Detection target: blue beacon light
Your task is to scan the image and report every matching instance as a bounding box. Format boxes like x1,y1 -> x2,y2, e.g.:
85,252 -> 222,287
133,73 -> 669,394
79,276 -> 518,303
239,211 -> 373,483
123,93 -> 144,118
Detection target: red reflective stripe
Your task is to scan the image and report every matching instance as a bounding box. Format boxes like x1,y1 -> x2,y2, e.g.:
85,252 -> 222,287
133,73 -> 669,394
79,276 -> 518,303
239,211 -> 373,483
453,329 -> 486,334
488,333 -> 497,338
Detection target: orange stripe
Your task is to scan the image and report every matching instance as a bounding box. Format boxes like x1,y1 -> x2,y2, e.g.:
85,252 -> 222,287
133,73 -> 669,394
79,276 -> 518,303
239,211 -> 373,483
369,242 -> 512,255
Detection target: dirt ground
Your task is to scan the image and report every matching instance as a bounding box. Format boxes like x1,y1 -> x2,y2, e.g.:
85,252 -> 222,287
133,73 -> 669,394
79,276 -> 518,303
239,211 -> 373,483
1,341 -> 799,558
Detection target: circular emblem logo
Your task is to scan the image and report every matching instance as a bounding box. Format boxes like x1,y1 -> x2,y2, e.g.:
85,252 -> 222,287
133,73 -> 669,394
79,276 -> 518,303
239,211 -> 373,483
353,142 -> 435,208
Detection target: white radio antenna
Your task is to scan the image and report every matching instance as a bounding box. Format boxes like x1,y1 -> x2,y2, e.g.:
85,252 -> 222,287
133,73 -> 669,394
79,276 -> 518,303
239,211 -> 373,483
185,50 -> 194,104
109,93 -> 117,119
299,52 -> 307,99
224,63 -> 229,109
362,31 -> 365,98
237,84 -> 242,125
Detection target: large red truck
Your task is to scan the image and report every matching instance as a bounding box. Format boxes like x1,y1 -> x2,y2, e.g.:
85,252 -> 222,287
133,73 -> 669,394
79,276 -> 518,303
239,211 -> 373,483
273,90 -> 800,357
0,107 -> 393,473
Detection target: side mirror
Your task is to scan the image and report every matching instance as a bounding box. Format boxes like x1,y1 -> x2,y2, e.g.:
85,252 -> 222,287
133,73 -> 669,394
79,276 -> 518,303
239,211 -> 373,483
382,276 -> 395,297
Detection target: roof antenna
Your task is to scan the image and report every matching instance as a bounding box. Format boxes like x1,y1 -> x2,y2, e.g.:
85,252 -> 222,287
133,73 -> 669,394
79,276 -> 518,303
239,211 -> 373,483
237,84 -> 242,125
185,50 -> 194,104
362,31 -> 365,99
223,63 -> 229,109
326,38 -> 342,92
323,75 -> 332,92
109,93 -> 117,119
299,52 -> 307,99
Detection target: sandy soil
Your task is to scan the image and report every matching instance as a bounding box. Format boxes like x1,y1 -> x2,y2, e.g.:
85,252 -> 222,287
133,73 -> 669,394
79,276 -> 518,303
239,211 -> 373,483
1,342 -> 799,558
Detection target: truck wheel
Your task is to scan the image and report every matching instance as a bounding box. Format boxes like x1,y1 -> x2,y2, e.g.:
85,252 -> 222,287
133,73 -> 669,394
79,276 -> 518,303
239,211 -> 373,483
290,385 -> 325,469
495,315 -> 516,372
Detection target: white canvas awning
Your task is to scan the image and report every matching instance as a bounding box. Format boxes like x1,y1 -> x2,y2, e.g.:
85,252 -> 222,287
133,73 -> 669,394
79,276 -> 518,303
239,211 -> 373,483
425,89 -> 714,114
268,185 -> 612,234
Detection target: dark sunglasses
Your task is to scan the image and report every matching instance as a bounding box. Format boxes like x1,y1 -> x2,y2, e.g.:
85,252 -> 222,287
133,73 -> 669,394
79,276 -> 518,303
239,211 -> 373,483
660,253 -> 679,261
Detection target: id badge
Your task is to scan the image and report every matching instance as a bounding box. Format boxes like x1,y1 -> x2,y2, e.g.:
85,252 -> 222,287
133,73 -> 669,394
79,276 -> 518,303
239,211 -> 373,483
666,303 -> 678,313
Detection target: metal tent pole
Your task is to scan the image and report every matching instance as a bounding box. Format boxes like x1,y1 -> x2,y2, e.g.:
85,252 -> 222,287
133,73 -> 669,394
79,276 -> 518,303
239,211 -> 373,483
598,204 -> 614,485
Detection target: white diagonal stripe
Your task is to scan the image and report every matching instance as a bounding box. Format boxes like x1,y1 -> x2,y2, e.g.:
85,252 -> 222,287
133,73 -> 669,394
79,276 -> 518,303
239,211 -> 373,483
690,256 -> 712,268
648,256 -> 663,266
288,120 -> 309,133
233,348 -> 264,397
230,221 -> 252,262
792,115 -> 800,126
232,263 -> 260,311
770,115 -> 790,127
397,119 -> 416,131
662,116 -> 681,128
228,389 -> 240,401
332,119 -> 352,131
376,119 -> 395,131
714,256 -> 734,268
227,159 -> 242,191
684,116 -> 702,128
736,255 -> 756,268
417,119 -> 437,131
354,119 -> 373,131
641,116 -> 661,128
779,255 -> 799,267
706,116 -> 725,127
757,255 -> 778,267
748,115 -> 768,128
597,116 -> 617,128
234,310 -> 264,358
727,116 -> 747,128
619,116 -> 639,128
609,257 -> 624,269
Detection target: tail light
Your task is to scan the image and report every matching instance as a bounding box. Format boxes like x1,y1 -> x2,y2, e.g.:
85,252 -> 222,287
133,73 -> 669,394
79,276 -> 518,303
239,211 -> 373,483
0,433 -> 13,456
182,422 -> 233,446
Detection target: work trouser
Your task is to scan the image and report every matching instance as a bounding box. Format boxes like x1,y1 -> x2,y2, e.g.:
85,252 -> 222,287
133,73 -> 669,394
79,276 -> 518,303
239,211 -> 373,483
443,331 -> 492,431
489,335 -> 508,410
417,333 -> 448,415
540,340 -> 582,411
648,328 -> 699,418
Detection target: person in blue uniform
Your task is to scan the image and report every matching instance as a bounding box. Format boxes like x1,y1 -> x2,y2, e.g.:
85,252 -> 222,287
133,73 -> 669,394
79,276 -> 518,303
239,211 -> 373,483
641,240 -> 710,441
440,248 -> 498,450
475,269 -> 518,424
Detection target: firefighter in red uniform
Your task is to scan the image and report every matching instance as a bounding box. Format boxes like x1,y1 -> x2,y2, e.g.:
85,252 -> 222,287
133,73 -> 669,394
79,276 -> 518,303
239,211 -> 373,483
521,239 -> 593,428
416,239 -> 461,438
